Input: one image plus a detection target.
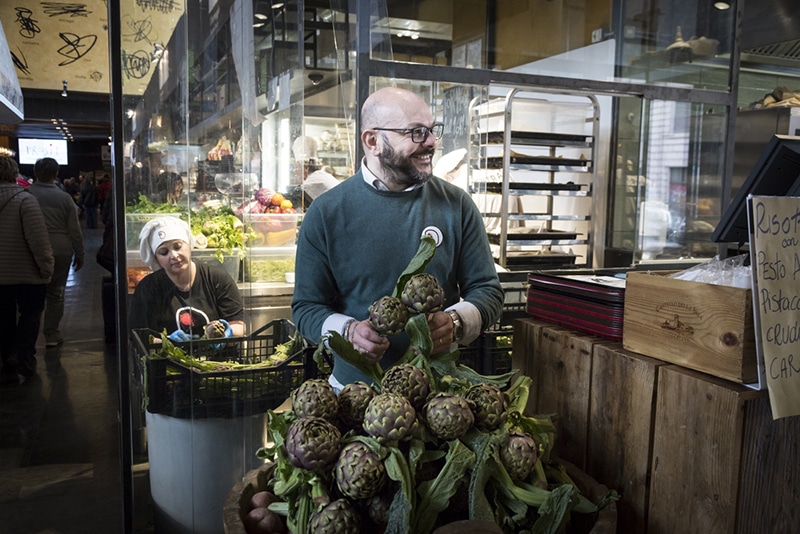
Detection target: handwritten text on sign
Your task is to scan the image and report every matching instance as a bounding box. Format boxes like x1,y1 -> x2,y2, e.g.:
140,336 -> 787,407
751,196 -> 800,419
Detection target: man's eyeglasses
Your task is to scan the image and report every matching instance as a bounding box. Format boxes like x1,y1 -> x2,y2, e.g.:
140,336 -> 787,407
373,123 -> 444,144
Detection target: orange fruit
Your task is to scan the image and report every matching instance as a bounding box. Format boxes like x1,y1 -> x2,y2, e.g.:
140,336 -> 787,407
280,199 -> 293,211
271,192 -> 284,206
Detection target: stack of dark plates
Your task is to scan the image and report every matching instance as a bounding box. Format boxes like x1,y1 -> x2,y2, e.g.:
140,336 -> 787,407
526,269 -> 627,341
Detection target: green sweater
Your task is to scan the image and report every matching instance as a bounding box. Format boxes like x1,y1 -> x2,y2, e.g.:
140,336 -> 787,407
292,171 -> 504,386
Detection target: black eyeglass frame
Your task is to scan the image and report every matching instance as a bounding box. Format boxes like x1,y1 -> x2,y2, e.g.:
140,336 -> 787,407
372,123 -> 444,143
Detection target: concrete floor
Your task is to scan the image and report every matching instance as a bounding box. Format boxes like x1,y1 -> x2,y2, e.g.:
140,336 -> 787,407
0,226 -> 128,533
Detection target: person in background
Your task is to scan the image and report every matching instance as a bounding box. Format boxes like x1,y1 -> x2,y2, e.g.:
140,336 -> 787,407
96,176 -> 115,273
291,87 -> 504,391
63,176 -> 78,199
0,156 -> 54,380
129,217 -> 245,341
97,173 -> 111,206
80,175 -> 100,228
302,161 -> 340,206
287,136 -> 341,209
29,157 -> 85,347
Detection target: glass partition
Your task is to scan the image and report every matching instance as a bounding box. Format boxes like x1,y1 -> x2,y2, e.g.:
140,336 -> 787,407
111,0 -> 781,530
366,0 -> 737,93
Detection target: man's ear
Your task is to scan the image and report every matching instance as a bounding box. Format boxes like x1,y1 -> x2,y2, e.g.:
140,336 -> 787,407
361,130 -> 380,155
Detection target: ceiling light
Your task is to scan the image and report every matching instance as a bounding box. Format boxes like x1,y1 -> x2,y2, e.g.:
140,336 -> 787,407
254,13 -> 267,20
126,109 -> 135,118
253,22 -> 265,28
714,1 -> 730,9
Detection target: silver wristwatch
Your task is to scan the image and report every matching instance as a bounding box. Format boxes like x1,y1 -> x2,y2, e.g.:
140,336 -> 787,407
447,310 -> 463,344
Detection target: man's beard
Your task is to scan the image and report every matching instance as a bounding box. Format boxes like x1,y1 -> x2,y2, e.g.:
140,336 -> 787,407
378,141 -> 434,189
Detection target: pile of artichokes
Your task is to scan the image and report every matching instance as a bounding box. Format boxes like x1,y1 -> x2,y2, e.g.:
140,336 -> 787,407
255,237 -> 616,533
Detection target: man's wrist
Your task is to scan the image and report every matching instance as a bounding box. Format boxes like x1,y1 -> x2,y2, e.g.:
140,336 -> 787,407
447,310 -> 463,343
342,318 -> 356,342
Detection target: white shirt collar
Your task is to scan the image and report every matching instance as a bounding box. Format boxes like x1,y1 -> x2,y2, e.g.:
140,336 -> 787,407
361,158 -> 423,192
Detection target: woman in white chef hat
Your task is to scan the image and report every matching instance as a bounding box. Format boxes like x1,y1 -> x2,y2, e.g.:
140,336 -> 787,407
129,216 -> 245,342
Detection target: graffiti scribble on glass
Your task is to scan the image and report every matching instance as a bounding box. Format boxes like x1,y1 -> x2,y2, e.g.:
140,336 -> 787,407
121,49 -> 151,80
40,2 -> 92,17
10,47 -> 31,75
57,32 -> 98,65
15,7 -> 41,39
122,15 -> 157,44
135,0 -> 178,14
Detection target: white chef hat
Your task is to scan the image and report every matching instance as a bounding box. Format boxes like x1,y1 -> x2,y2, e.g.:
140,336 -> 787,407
139,216 -> 194,271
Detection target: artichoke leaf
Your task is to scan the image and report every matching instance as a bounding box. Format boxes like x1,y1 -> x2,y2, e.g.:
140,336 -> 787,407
531,483 -> 579,534
325,330 -> 384,385
504,374 -> 532,413
384,446 -> 415,534
413,439 -> 477,534
392,235 -> 437,299
465,429 -> 507,523
404,313 -> 433,360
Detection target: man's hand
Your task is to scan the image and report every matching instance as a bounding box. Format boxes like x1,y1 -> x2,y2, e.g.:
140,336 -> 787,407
73,256 -> 84,272
348,319 -> 390,364
427,311 -> 455,354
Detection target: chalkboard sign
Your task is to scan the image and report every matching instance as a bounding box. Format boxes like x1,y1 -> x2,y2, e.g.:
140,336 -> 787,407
749,195 -> 800,419
442,86 -> 474,154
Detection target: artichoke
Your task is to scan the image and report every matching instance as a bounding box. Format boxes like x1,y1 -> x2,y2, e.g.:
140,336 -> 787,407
285,417 -> 342,473
368,296 -> 409,336
337,381 -> 376,429
424,392 -> 474,441
382,363 -> 431,411
401,272 -> 445,314
465,383 -> 507,432
500,432 -> 538,482
308,498 -> 360,534
364,490 -> 392,525
334,441 -> 387,500
291,379 -> 338,420
363,392 -> 416,441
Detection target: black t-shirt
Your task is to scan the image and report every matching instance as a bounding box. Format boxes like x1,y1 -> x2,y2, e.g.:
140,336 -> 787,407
129,261 -> 243,336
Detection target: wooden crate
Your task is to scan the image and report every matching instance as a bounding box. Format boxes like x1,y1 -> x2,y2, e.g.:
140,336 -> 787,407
516,317 -> 800,534
623,270 -> 757,384
587,342 -> 665,534
648,365 -> 800,534
512,317 -> 546,416
517,318 -> 597,469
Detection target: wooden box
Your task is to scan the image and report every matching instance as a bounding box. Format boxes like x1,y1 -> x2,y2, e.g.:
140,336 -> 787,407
514,318 -> 596,469
587,343 -> 665,534
622,270 -> 757,384
648,365 -> 800,534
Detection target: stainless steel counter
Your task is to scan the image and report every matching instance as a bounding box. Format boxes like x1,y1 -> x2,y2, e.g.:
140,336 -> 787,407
241,282 -> 295,329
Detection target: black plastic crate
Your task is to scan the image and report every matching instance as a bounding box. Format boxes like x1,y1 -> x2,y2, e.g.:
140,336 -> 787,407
457,327 -> 514,375
131,319 -> 316,419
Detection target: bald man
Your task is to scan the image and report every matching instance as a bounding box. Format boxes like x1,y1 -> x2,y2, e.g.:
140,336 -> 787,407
291,87 -> 503,391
